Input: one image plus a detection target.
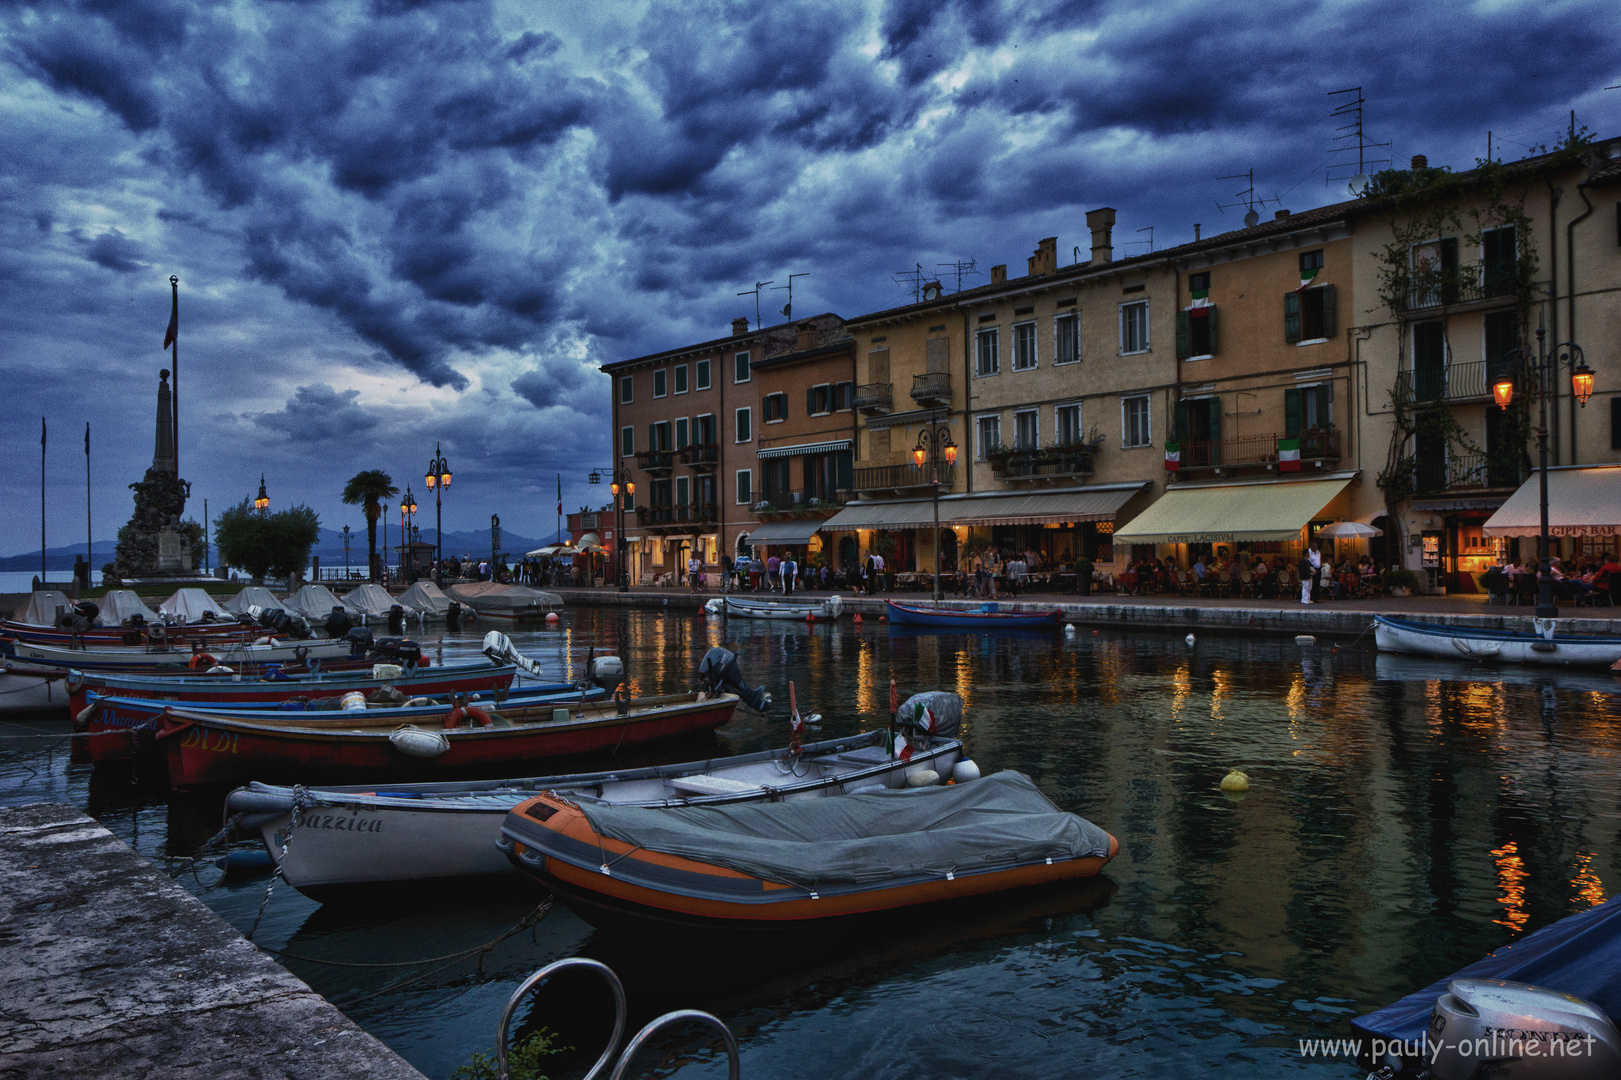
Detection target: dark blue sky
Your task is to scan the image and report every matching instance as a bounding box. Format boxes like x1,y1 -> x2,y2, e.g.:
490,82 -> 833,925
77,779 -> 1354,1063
2,0 -> 1617,554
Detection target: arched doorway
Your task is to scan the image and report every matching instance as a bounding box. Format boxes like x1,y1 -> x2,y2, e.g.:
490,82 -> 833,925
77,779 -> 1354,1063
736,532 -> 750,558
838,535 -> 857,570
938,529 -> 958,572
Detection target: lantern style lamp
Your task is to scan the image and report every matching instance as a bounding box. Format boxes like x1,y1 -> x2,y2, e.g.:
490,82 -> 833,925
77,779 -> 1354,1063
1492,373 -> 1515,410
912,445 -> 927,468
1572,361 -> 1595,406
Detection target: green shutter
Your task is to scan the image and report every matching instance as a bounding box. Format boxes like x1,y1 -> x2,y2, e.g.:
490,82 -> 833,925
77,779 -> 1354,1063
1320,284 -> 1337,338
1175,310 -> 1191,359
1314,386 -> 1331,429
1285,388 -> 1302,437
1207,397 -> 1222,465
1207,305 -> 1219,355
1174,400 -> 1189,441
836,449 -> 853,490
1284,292 -> 1301,343
807,387 -> 816,414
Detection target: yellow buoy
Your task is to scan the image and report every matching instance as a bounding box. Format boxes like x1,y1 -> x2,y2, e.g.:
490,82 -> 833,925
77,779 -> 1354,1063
1220,769 -> 1250,793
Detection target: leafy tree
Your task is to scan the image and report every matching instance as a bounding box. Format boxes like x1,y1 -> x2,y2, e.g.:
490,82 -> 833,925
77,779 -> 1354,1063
341,470 -> 399,582
214,499 -> 321,583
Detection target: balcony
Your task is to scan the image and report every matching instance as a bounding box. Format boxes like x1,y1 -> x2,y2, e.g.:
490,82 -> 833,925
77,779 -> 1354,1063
750,489 -> 848,519
1394,267 -> 1517,315
677,443 -> 718,470
1397,360 -> 1497,404
1414,452 -> 1522,494
910,372 -> 952,406
987,444 -> 1097,483
635,450 -> 674,473
1172,428 -> 1341,474
848,462 -> 955,493
635,503 -> 719,532
854,382 -> 893,415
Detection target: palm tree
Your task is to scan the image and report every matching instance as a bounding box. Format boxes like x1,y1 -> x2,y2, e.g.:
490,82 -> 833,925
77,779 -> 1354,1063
341,470 -> 399,582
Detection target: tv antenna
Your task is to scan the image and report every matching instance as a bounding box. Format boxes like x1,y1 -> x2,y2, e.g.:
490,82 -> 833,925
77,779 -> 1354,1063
736,280 -> 774,329
770,272 -> 810,320
1216,169 -> 1276,228
1327,87 -> 1391,195
1124,226 -> 1154,254
893,263 -> 924,303
936,259 -> 979,294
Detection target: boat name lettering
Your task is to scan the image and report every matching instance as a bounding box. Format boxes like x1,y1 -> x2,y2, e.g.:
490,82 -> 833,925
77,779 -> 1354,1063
306,815 -> 382,833
179,727 -> 239,755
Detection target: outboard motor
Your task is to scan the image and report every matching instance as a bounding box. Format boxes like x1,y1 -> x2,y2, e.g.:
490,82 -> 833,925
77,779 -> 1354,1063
285,612 -> 313,640
237,611 -> 256,626
586,655 -> 624,698
387,604 -> 405,634
372,636 -> 422,669
74,600 -> 100,625
199,610 -> 217,624
446,601 -> 462,630
324,607 -> 353,640
345,626 -> 374,657
697,647 -> 771,713
1419,979 -> 1621,1079
259,608 -> 288,636
481,630 -> 545,678
127,612 -> 147,628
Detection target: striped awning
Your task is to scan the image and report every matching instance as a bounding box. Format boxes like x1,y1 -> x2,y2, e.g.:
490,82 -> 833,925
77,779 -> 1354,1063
1484,465 -> 1621,537
820,485 -> 1146,532
756,439 -> 853,459
819,500 -> 938,530
1113,476 -> 1354,544
740,520 -> 825,545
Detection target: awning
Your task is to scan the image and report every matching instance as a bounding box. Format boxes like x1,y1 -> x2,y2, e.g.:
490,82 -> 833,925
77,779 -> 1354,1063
756,439 -> 853,459
938,486 -> 1144,527
1483,465 -> 1621,537
741,520 -> 824,545
820,500 -> 938,531
1113,476 -> 1355,544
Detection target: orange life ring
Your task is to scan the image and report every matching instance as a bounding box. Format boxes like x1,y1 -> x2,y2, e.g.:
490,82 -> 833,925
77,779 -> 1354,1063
443,704 -> 493,729
188,653 -> 217,670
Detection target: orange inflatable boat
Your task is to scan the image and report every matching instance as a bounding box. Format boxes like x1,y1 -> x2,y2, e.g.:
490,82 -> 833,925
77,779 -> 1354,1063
500,770 -> 1117,930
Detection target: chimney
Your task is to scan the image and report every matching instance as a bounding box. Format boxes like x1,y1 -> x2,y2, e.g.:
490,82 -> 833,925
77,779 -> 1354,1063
990,264 -> 1007,284
1193,223 -> 1201,241
1026,237 -> 1058,277
795,320 -> 815,351
731,317 -> 749,337
1274,209 -> 1291,220
1411,154 -> 1428,170
1086,207 -> 1117,265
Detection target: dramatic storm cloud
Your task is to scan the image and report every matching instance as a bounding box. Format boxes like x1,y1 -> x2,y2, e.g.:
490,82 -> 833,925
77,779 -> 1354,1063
1,0 -> 1616,553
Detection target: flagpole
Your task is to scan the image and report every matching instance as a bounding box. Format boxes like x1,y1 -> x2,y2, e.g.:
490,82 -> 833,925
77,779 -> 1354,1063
40,417 -> 46,586
85,422 -> 91,587
168,276 -> 179,480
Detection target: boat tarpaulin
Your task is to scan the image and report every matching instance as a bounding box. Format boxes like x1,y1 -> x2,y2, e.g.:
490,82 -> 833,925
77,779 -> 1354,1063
396,581 -> 451,615
95,589 -> 162,626
741,520 -> 825,545
577,770 -> 1112,890
1483,465 -> 1621,537
17,590 -> 73,626
343,583 -> 412,618
447,582 -> 563,614
284,583 -> 357,621
1113,476 -> 1354,544
223,586 -> 282,614
1353,898 -> 1621,1048
158,588 -> 231,622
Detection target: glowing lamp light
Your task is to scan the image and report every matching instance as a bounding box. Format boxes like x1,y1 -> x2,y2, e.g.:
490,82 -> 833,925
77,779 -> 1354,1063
1492,375 -> 1515,410
424,472 -> 435,489
626,481 -> 636,496
254,475 -> 269,513
1572,362 -> 1595,406
439,469 -> 451,488
610,481 -> 620,497
943,442 -> 959,465
912,446 -> 926,468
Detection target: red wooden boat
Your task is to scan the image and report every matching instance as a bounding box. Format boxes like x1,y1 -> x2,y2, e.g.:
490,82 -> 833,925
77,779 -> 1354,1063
155,691 -> 740,787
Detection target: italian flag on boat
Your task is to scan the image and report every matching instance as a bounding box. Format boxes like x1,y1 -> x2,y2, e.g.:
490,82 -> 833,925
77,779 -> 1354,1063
1296,267 -> 1319,291
1190,288 -> 1211,315
1164,440 -> 1181,471
1277,437 -> 1302,471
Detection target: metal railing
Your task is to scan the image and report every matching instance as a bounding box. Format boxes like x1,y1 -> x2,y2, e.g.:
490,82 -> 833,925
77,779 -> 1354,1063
1395,268 -> 1518,313
1176,429 -> 1340,469
677,443 -> 718,467
910,372 -> 951,404
635,503 -> 718,527
854,382 -> 893,412
991,448 -> 1096,478
1415,452 -> 1522,492
849,462 -> 955,491
752,489 -> 848,514
1397,359 -> 1495,403
635,450 -> 674,472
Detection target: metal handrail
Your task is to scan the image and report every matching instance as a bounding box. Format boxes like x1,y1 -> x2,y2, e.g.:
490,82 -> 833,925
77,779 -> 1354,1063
854,382 -> 893,410
849,462 -> 954,490
497,957 -> 626,1080
910,371 -> 951,401
607,1009 -> 741,1080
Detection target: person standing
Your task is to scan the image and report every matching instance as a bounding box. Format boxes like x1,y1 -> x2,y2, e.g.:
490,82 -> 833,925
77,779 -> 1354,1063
1301,540 -> 1322,604
766,553 -> 781,592
783,553 -> 797,594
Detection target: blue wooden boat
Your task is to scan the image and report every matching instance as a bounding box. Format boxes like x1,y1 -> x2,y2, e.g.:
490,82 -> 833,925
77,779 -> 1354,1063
1373,615 -> 1621,668
885,600 -> 1061,630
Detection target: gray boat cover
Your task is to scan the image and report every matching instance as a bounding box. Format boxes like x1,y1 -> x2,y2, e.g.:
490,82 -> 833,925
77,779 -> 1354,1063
577,770 -> 1112,889
95,589 -> 162,626
15,590 -> 73,626
223,586 -> 282,614
343,583 -> 414,618
447,582 -> 562,614
284,583 -> 357,620
396,581 -> 451,616
158,588 -> 231,622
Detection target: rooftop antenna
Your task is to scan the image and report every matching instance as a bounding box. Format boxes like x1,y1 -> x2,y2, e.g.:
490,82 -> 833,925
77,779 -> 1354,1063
770,272 -> 810,320
1124,225 -> 1154,253
1216,169 -> 1275,228
936,259 -> 979,293
1327,87 -> 1391,195
736,280 -> 774,329
893,263 -> 924,303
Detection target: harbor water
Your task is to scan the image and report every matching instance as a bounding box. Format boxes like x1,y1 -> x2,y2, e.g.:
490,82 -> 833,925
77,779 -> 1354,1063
3,608 -> 1618,1078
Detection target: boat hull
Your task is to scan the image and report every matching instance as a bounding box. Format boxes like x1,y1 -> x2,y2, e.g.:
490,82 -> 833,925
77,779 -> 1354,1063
1373,615 -> 1621,668
5,637 -> 354,672
0,666 -> 69,713
157,694 -> 739,787
885,601 -> 1061,629
230,732 -> 962,900
723,596 -> 838,620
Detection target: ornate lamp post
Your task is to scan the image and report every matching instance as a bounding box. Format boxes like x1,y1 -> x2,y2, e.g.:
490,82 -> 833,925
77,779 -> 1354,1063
588,467 -> 636,592
425,443 -> 451,585
254,475 -> 270,516
341,524 -> 351,578
912,424 -> 958,601
1490,323 -> 1593,619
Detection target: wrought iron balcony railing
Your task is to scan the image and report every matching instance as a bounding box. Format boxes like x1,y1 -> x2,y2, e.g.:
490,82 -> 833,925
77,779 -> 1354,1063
848,462 -> 955,491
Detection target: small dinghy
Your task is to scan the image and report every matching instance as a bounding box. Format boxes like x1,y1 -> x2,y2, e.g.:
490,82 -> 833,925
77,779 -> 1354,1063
885,600 -> 1061,629
226,692 -> 968,903
1374,615 -> 1621,668
721,594 -> 842,620
501,770 -> 1116,931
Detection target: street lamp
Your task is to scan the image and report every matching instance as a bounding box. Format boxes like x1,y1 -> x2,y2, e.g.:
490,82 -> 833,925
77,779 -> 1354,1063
397,487 -> 418,581
254,475 -> 269,515
1490,323 -> 1592,619
913,424 -> 959,601
341,524 -> 351,578
589,467 -> 636,591
425,442 -> 451,585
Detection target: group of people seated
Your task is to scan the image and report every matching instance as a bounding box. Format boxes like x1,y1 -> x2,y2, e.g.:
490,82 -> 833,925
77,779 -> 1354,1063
1116,551 -> 1393,600
1487,553 -> 1621,605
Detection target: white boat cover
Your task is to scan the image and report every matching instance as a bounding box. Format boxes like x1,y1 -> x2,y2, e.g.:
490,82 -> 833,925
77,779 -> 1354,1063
446,582 -> 562,615
95,589 -> 162,626
223,586 -> 283,614
283,583 -> 358,621
342,583 -> 414,618
158,588 -> 232,622
578,770 -> 1112,890
396,581 -> 451,616
15,590 -> 74,626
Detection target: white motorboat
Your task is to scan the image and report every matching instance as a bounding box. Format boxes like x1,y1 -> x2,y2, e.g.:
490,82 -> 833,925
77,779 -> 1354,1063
1373,615 -> 1621,668
721,594 -> 842,620
3,635 -> 354,672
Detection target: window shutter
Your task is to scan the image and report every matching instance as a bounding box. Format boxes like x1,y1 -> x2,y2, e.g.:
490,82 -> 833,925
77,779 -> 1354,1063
807,387 -> 816,414
1612,396 -> 1621,451
1173,400 -> 1189,441
1315,386 -> 1331,428
1320,284 -> 1337,338
648,423 -> 656,451
1207,305 -> 1219,355
837,449 -> 853,489
1285,388 -> 1302,436
1207,397 -> 1221,444
1175,310 -> 1191,359
1284,292 -> 1301,343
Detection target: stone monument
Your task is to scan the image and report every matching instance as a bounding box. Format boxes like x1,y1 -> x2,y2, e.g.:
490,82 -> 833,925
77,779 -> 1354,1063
111,370 -> 193,579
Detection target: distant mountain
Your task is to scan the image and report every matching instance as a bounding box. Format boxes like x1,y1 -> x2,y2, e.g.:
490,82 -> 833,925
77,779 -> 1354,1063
0,540 -> 118,572
306,526 -> 553,563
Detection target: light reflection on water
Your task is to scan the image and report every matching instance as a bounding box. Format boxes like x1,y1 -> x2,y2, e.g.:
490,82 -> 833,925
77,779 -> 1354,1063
2,608 -> 1619,1078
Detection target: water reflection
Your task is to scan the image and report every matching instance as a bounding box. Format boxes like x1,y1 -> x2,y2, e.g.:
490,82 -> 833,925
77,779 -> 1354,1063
2,609 -> 1619,1078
